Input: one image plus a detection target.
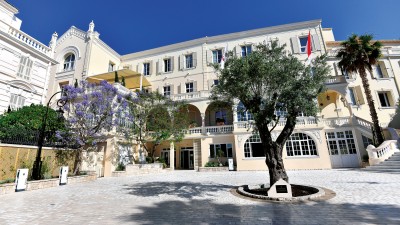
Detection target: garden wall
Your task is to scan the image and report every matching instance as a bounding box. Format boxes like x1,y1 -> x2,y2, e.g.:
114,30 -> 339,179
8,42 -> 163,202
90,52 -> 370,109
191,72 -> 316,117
0,144 -> 75,180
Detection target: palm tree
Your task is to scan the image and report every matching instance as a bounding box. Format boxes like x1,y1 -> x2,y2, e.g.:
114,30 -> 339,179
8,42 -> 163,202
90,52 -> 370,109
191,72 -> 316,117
336,34 -> 384,145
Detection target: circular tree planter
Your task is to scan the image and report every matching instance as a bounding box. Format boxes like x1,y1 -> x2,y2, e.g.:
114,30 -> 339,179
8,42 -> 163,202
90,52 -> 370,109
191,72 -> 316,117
236,184 -> 335,202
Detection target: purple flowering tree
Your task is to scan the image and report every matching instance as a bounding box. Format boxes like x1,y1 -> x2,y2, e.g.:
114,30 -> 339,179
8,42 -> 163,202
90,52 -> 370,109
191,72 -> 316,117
57,80 -> 133,175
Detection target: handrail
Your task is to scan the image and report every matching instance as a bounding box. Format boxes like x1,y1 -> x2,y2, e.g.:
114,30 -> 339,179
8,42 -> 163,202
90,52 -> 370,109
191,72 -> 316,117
366,140 -> 398,166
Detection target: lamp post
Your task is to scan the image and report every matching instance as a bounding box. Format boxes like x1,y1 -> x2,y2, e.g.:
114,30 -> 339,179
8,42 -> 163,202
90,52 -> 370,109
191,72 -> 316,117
31,90 -> 67,180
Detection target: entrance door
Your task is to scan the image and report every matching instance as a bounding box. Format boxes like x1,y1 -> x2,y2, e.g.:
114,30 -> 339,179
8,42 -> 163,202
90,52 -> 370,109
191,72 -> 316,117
326,131 -> 359,168
180,147 -> 194,169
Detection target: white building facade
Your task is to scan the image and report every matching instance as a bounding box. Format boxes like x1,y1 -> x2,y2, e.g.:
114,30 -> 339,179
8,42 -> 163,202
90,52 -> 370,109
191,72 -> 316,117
47,19 -> 400,175
0,0 -> 56,113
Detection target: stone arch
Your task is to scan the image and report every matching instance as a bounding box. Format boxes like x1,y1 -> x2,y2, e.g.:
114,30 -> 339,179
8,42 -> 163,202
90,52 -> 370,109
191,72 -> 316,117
56,46 -> 81,72
186,104 -> 202,127
7,79 -> 37,94
318,89 -> 351,118
205,102 -> 233,126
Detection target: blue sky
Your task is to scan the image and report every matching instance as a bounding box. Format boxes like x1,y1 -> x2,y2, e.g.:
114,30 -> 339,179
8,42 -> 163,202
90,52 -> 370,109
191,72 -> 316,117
7,0 -> 400,55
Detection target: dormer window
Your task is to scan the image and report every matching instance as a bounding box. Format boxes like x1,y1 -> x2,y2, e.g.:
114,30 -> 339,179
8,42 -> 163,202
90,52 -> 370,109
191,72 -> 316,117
63,54 -> 75,71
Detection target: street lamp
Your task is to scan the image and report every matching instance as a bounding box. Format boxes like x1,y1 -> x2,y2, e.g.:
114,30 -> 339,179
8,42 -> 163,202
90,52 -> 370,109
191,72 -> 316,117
31,90 -> 67,180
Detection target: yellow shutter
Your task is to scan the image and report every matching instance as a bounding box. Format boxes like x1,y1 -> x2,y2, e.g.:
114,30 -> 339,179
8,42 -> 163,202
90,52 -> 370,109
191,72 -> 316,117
354,86 -> 365,105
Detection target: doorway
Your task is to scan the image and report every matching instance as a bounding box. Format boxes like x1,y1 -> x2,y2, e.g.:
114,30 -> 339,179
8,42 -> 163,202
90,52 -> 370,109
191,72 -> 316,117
180,147 -> 194,169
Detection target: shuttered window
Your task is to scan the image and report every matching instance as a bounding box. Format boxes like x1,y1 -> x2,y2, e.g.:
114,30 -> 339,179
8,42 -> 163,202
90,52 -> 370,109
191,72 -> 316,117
10,94 -> 26,110
17,56 -> 33,80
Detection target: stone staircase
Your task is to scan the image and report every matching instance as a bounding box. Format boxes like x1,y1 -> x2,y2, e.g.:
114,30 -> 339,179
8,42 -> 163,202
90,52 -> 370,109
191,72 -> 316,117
364,151 -> 400,173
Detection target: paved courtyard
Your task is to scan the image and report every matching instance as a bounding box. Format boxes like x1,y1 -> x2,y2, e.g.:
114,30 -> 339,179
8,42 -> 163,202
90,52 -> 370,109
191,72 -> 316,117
1,169 -> 400,225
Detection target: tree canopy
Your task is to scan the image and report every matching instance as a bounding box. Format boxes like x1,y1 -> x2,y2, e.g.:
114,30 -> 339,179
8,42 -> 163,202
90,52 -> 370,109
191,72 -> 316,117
211,42 -> 330,184
129,91 -> 190,163
57,80 -> 133,174
336,34 -> 384,144
0,104 -> 65,142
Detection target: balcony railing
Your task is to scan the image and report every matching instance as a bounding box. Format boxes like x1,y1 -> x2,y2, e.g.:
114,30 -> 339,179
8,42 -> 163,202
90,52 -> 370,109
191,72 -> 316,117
205,125 -> 233,134
325,76 -> 347,84
8,26 -> 52,56
170,90 -> 211,101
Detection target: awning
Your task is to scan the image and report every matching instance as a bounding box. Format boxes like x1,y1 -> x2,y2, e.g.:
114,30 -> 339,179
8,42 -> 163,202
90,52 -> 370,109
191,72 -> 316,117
86,69 -> 151,90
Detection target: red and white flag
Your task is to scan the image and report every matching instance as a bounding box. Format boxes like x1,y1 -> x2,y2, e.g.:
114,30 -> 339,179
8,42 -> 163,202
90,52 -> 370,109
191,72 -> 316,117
305,31 -> 313,65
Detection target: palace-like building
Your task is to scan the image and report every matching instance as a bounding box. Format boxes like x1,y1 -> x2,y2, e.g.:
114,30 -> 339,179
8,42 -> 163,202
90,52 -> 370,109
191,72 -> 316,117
0,0 -> 56,113
44,19 -> 400,176
1,0 -> 399,176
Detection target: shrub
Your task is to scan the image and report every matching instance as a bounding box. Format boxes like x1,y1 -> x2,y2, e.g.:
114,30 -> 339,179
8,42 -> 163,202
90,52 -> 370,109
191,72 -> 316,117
115,162 -> 126,171
156,157 -> 167,168
0,178 -> 14,184
40,158 -> 53,179
205,161 -> 219,167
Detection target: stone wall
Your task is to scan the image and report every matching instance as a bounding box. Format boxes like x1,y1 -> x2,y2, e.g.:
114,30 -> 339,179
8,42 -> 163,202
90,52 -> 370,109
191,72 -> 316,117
125,163 -> 164,176
0,144 -> 76,180
0,173 -> 97,195
198,167 -> 229,172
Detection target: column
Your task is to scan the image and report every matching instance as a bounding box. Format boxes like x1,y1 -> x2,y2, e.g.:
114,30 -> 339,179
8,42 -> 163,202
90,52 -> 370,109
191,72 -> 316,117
169,141 -> 175,170
201,113 -> 206,134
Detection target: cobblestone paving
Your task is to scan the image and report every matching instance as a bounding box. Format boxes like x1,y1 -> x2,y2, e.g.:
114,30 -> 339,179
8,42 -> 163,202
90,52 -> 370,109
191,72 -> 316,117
1,169 -> 400,225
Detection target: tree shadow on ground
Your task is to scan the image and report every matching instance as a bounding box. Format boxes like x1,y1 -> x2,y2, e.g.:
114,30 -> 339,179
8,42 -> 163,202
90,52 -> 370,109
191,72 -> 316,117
123,181 -> 233,199
119,198 -> 400,225
121,181 -> 400,224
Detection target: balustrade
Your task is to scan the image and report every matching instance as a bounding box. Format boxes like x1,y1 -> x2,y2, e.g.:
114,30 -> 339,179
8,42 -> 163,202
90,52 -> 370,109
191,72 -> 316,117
8,27 -> 51,56
366,140 -> 398,166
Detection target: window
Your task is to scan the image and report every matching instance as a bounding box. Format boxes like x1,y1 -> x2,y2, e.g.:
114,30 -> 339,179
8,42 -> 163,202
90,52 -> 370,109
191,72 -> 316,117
244,135 -> 263,158
237,102 -> 253,121
212,49 -> 223,63
374,65 -> 384,78
161,148 -> 170,166
299,36 -> 309,53
164,58 -> 172,72
17,56 -> 33,79
143,63 -> 150,76
186,82 -> 194,93
108,62 -> 115,72
326,131 -> 357,155
349,88 -> 357,105
9,94 -> 26,110
241,45 -> 252,57
215,110 -> 227,125
210,144 -> 233,158
163,85 -> 171,97
362,135 -> 373,148
63,54 -> 75,71
213,79 -> 219,86
185,54 -> 193,68
378,91 -> 392,107
286,133 -> 317,157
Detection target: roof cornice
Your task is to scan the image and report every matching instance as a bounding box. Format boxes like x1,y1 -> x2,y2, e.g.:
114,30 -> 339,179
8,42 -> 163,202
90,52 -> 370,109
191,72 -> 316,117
121,19 -> 322,60
327,40 -> 400,47
1,0 -> 18,14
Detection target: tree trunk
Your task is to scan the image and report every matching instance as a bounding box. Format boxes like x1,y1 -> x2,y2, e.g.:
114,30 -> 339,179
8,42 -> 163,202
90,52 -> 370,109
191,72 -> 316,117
73,150 -> 82,175
264,142 -> 288,185
359,67 -> 385,145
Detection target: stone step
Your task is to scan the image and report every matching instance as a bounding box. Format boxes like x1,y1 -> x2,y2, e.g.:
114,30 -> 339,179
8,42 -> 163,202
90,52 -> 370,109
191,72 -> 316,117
366,166 -> 400,170
363,169 -> 400,174
376,161 -> 400,165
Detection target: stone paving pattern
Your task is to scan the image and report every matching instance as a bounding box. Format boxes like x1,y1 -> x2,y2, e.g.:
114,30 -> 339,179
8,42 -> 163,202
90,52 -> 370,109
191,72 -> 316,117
0,169 -> 400,225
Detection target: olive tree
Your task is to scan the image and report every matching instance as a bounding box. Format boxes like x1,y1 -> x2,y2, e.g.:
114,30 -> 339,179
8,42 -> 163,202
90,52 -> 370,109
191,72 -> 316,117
211,42 -> 330,184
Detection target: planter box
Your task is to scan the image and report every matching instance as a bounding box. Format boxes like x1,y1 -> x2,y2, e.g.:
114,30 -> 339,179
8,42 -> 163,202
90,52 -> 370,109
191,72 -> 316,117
125,163 -> 164,175
198,167 -> 229,172
111,171 -> 126,177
